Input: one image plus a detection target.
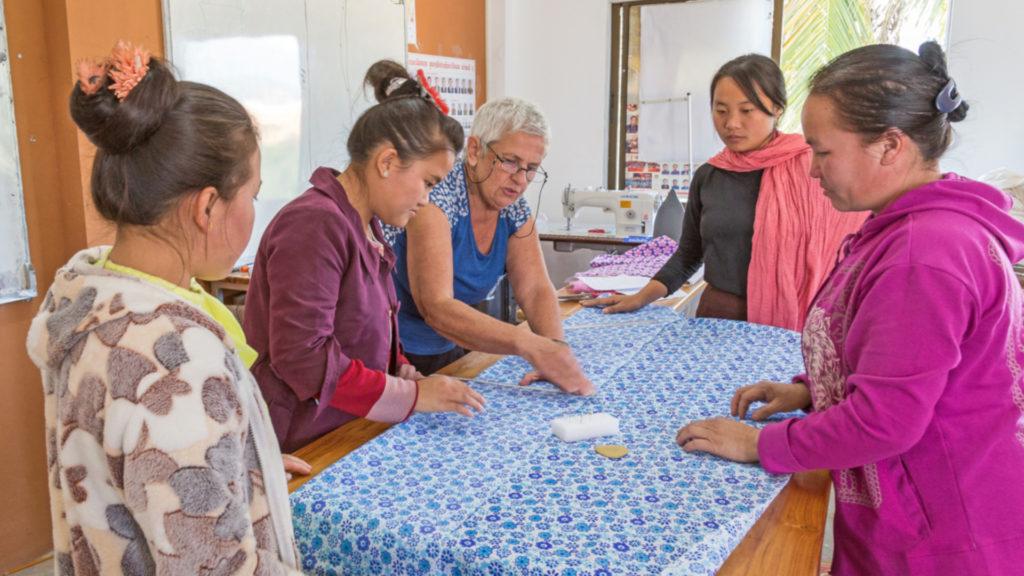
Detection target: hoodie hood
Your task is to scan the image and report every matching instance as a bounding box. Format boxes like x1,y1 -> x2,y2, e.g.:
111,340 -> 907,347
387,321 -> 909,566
27,247 -> 301,569
27,247 -> 228,375
853,173 -> 1024,264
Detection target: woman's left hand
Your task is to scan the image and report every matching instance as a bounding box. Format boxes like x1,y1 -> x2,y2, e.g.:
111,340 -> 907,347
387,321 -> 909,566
675,418 -> 761,463
282,454 -> 312,480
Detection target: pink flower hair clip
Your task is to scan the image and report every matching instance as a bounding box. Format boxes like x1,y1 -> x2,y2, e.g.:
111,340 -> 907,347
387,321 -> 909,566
75,59 -> 109,95
107,41 -> 151,102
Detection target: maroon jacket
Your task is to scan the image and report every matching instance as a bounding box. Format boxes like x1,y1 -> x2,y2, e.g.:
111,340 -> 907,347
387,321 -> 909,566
244,167 -> 416,453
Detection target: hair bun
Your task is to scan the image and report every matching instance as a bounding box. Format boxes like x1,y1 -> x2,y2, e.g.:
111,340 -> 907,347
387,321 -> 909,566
918,41 -> 949,77
946,101 -> 968,122
69,57 -> 178,155
917,41 -> 969,122
364,59 -> 417,104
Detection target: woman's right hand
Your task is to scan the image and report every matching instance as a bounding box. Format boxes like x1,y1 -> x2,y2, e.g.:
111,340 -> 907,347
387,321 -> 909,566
731,380 -> 812,421
518,336 -> 595,395
580,280 -> 666,314
414,375 -> 486,417
579,292 -> 651,314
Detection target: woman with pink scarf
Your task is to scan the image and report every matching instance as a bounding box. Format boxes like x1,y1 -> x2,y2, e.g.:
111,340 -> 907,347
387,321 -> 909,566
584,54 -> 866,331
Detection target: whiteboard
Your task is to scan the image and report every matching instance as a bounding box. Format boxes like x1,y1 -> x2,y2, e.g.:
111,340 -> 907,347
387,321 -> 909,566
638,0 -> 774,164
0,7 -> 36,305
162,0 -> 407,266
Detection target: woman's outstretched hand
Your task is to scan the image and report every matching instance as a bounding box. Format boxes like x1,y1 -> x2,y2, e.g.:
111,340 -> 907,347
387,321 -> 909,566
415,375 -> 487,417
675,418 -> 761,463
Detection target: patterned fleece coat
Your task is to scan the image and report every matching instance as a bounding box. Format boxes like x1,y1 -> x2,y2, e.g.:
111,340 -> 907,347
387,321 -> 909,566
27,248 -> 302,575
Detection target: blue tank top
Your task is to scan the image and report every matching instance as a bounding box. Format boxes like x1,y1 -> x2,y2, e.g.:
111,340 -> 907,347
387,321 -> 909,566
387,162 -> 531,355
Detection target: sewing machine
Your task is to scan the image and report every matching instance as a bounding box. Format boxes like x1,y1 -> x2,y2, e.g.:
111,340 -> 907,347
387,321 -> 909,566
561,185 -> 663,235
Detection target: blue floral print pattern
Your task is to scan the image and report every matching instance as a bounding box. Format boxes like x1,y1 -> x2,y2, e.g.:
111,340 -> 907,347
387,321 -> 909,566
291,306 -> 804,575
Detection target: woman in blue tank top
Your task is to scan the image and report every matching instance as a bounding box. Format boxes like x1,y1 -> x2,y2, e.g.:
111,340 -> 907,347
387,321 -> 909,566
389,98 -> 593,395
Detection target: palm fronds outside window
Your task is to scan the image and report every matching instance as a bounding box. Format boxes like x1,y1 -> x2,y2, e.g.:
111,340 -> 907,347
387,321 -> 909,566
778,0 -> 951,132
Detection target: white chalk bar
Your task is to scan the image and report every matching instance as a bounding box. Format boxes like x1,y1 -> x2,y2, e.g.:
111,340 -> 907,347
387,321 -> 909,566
551,413 -> 620,442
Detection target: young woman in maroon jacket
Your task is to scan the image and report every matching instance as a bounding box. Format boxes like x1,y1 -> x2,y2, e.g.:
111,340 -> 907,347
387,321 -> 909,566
244,61 -> 485,452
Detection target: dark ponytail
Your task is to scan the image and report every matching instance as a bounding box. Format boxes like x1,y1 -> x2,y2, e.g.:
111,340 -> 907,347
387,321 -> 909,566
69,48 -> 258,227
809,41 -> 968,162
347,59 -> 464,168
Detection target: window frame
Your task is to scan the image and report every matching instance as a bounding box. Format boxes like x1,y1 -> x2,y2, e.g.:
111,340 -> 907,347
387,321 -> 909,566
606,0 -> 784,189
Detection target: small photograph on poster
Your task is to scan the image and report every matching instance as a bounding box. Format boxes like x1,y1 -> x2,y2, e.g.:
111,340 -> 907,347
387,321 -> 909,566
626,161 -> 647,173
627,115 -> 639,134
625,173 -> 652,189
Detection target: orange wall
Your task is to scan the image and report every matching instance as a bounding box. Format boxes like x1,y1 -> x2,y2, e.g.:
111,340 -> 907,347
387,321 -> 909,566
65,0 -> 165,246
409,0 -> 487,109
0,0 -> 162,571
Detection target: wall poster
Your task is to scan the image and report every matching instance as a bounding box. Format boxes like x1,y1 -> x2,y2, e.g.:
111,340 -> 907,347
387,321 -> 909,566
408,52 -> 476,137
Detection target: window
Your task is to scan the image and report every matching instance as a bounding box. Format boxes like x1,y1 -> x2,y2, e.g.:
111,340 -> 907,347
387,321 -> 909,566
608,0 -> 776,197
608,0 -> 951,189
778,0 -> 951,132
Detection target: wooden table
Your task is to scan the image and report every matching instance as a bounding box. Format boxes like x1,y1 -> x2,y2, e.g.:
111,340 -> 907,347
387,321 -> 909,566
540,230 -> 646,254
207,270 -> 251,301
287,296 -> 831,576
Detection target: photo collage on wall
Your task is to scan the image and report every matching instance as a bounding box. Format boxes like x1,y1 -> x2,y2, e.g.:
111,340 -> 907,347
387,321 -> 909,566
408,53 -> 476,137
625,104 -> 696,200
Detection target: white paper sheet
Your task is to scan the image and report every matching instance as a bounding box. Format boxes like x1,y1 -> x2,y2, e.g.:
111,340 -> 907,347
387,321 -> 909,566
578,275 -> 650,293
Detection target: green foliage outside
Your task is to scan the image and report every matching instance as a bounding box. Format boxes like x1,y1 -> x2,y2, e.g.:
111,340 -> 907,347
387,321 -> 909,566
778,0 -> 950,132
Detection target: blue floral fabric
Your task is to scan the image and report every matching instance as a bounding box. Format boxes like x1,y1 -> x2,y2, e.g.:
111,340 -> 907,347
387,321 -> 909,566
291,306 -> 805,575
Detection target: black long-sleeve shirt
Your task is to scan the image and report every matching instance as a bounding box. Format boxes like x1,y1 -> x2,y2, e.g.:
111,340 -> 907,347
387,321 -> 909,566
651,163 -> 763,297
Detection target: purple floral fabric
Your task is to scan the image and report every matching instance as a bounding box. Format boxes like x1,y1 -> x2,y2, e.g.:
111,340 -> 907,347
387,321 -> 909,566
578,235 -> 679,277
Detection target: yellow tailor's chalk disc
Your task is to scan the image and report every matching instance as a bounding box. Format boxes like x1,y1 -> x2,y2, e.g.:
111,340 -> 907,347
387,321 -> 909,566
595,445 -> 628,459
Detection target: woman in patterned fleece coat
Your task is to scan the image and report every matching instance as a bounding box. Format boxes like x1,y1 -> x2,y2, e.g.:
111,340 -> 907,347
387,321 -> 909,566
26,43 -> 301,574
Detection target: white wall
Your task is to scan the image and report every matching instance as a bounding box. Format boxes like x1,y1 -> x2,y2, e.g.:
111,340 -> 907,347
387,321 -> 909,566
486,0 -> 614,285
488,0 -> 1023,202
486,0 -> 611,222
488,0 -> 1024,283
943,0 -> 1024,178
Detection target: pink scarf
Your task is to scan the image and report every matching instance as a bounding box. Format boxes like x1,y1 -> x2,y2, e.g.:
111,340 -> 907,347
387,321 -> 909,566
708,132 -> 868,331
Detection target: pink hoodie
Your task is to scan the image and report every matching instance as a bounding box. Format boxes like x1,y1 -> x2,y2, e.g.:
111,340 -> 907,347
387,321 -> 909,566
759,174 -> 1024,575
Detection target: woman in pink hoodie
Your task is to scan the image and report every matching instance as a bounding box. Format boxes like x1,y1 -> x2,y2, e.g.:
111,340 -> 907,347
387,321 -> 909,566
676,42 -> 1024,574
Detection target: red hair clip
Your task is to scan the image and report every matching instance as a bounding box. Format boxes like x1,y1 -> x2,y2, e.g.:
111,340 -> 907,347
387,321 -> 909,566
416,69 -> 449,115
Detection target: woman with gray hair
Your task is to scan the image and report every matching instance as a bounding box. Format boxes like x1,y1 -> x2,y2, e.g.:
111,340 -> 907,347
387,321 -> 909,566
389,97 -> 594,395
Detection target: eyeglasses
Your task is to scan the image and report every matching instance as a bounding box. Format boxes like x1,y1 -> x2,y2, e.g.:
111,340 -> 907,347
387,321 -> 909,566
486,143 -> 548,183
